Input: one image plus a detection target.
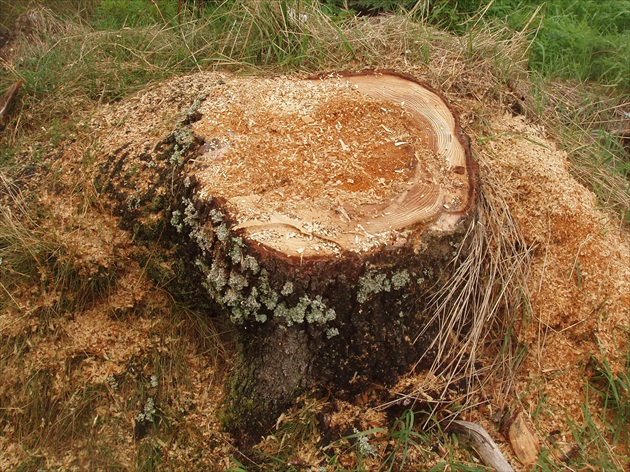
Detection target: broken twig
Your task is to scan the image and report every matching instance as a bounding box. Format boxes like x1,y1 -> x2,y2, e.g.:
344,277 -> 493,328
449,419 -> 515,472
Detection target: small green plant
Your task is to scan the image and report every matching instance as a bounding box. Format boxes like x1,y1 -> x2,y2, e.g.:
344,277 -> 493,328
322,426 -> 386,470
380,409 -> 429,471
588,355 -> 630,449
556,355 -> 630,471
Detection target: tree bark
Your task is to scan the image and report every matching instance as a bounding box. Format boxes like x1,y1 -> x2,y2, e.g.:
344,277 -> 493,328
94,70 -> 478,446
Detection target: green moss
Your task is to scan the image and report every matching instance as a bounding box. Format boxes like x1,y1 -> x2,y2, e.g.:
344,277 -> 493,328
219,350 -> 262,434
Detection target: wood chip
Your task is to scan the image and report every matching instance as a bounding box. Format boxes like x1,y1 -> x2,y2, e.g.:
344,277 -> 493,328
508,411 -> 540,465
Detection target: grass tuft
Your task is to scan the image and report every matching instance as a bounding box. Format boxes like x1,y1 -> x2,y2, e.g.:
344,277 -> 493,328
529,79 -> 630,222
402,153 -> 532,412
0,171 -> 116,319
588,355 -> 630,450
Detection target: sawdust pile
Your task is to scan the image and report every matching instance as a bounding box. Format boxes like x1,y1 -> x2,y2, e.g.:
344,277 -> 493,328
191,76 -> 419,207
477,113 -> 629,426
0,191 -> 234,469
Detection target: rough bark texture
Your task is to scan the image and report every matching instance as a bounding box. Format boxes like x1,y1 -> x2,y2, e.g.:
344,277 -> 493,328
92,70 -> 478,446
172,185 -> 474,444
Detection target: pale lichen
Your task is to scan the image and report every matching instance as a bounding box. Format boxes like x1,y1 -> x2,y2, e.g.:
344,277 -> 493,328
170,210 -> 183,233
136,397 -> 156,424
215,224 -> 229,242
228,271 -> 248,291
326,327 -> 339,338
230,243 -> 243,264
170,127 -> 195,167
209,208 -> 224,223
356,272 -> 389,303
126,194 -> 141,210
271,294 -> 337,326
281,281 -> 294,296
391,270 -> 410,290
357,269 -> 412,303
304,295 -> 336,324
242,255 -> 260,274
178,195 -> 340,327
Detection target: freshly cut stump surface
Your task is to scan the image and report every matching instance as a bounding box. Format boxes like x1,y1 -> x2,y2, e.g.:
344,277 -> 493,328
94,70 -> 477,445
190,72 -> 472,256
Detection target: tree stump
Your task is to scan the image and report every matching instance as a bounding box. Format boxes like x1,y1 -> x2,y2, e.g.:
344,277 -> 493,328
94,71 -> 477,445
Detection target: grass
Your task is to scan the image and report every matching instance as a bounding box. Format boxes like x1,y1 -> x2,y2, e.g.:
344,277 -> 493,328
1,0 -> 629,469
529,78 -> 630,222
230,401 -> 490,471
0,172 -> 113,320
0,1 -> 432,139
562,356 -> 630,471
353,0 -> 630,88
404,149 -> 533,409
588,355 -> 630,450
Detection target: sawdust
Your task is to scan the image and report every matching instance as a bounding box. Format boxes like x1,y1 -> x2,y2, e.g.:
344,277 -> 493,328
81,71 -> 471,256
188,73 -> 471,255
474,113 -> 629,435
191,76 -> 419,206
2,67 -> 628,469
0,187 -> 233,469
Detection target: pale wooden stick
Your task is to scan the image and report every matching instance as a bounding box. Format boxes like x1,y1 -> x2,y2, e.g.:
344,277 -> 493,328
449,419 -> 515,472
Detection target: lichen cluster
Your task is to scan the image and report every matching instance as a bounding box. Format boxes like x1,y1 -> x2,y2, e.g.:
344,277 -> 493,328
356,269 -> 412,303
173,192 -> 341,330
170,183 -> 432,332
